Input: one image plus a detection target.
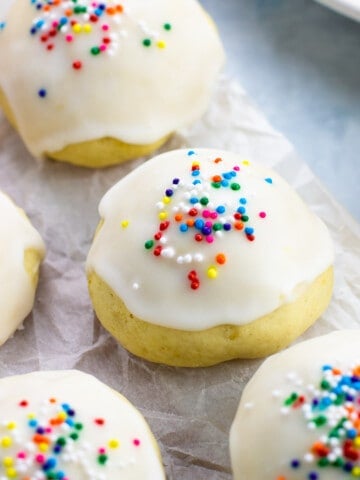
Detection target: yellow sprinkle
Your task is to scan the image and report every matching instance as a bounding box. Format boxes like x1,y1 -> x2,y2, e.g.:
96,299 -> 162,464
108,439 -> 120,449
242,160 -> 250,166
3,457 -> 13,467
355,437 -> 360,447
121,220 -> 129,228
352,466 -> 360,476
207,266 -> 218,279
1,437 -> 12,448
73,24 -> 81,33
39,442 -> 49,453
83,24 -> 92,33
6,422 -> 16,430
157,40 -> 166,49
27,413 -> 36,419
5,467 -> 16,478
162,197 -> 171,205
57,412 -> 67,420
159,211 -> 168,220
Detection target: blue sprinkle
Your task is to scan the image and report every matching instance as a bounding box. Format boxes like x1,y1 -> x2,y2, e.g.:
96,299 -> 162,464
265,177 -> 273,184
308,473 -> 319,480
172,178 -> 180,185
43,457 -> 57,471
245,227 -> 254,235
344,462 -> 354,472
65,418 -> 74,427
239,198 -> 247,205
194,219 -> 204,230
180,224 -> 188,233
53,445 -> 62,454
192,170 -> 200,177
347,428 -> 357,439
187,150 -> 195,156
36,427 -> 45,434
221,179 -> 229,187
0,22 -> 6,31
322,365 -> 333,371
223,172 -> 232,180
61,403 -> 70,411
192,179 -> 201,185
230,171 -> 237,177
223,223 -> 231,231
216,205 -> 225,214
56,471 -> 65,479
36,19 -> 44,28
201,226 -> 212,236
30,26 -> 37,34
190,197 -> 198,204
38,88 -> 47,98
290,459 -> 300,469
28,419 -> 38,428
165,189 -> 173,197
237,206 -> 246,214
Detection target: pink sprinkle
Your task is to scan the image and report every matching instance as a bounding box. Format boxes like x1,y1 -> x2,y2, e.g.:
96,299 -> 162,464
205,221 -> 212,228
259,211 -> 267,218
210,212 -> 218,219
206,235 -> 214,244
45,427 -> 52,433
65,34 -> 73,42
233,165 -> 240,171
52,21 -> 59,28
98,448 -> 106,454
133,439 -> 141,447
17,452 -> 26,459
102,24 -> 109,31
36,454 -> 45,464
202,210 -> 210,219
100,44 -> 107,52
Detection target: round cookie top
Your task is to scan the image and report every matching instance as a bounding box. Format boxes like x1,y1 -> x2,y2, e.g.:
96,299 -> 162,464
0,370 -> 165,479
230,330 -> 360,480
86,148 -> 334,331
0,190 -> 45,345
0,0 -> 224,157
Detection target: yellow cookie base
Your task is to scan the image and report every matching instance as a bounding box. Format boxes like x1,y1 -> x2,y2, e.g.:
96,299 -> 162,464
0,87 -> 169,168
87,267 -> 334,367
24,248 -> 43,288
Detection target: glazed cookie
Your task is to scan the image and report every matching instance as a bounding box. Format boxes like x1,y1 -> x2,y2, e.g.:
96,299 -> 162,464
0,0 -> 224,167
86,149 -> 334,367
0,190 -> 45,345
230,330 -> 360,480
0,370 -> 165,479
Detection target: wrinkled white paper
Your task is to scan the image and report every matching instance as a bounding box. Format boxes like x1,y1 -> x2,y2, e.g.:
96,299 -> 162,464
0,77 -> 359,479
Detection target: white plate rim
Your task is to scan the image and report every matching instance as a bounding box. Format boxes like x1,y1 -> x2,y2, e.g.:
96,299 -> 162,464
316,0 -> 360,21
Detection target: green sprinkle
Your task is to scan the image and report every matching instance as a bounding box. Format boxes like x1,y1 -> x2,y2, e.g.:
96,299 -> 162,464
56,437 -> 66,446
231,183 -> 241,191
91,46 -> 100,55
318,457 -> 330,467
98,454 -> 108,465
163,23 -> 172,31
211,182 -> 221,189
284,392 -> 298,406
75,422 -> 83,431
320,379 -> 331,390
145,240 -> 154,250
333,457 -> 344,467
213,223 -> 223,231
200,197 -> 209,206
69,432 -> 79,441
74,5 -> 87,13
313,415 -> 327,427
241,215 -> 249,222
143,38 -> 152,47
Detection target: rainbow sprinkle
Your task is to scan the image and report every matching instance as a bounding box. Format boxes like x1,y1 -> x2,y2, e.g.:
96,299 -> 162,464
0,395 -> 141,479
277,364 -> 360,480
28,0 -> 172,70
143,150 -> 267,291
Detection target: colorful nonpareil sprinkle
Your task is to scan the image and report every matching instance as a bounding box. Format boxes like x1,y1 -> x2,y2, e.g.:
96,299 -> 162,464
0,395 -> 141,479
142,150 -> 267,291
0,22 -> 6,31
277,364 -> 360,479
28,0 -> 172,71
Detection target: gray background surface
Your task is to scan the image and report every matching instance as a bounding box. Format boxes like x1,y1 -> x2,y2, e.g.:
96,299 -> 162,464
200,0 -> 360,221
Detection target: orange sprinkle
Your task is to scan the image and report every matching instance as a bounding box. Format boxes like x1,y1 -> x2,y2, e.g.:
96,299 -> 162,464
214,157 -> 222,163
116,4 -> 124,12
49,398 -> 57,404
65,9 -> 72,16
212,175 -> 222,183
216,253 -> 226,265
332,367 -> 342,375
106,7 -> 115,14
353,366 -> 360,377
186,219 -> 195,227
276,477 -> 287,480
234,222 -> 244,230
174,214 -> 183,222
33,434 -> 50,445
311,441 -> 329,457
43,5 -> 50,11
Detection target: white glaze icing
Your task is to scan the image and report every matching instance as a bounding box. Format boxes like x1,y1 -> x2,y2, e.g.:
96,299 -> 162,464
0,0 -> 224,158
86,148 -> 334,331
0,191 -> 45,345
230,330 -> 360,480
0,369 -> 165,479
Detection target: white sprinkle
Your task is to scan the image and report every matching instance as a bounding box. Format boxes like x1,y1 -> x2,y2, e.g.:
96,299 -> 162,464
132,283 -> 139,290
280,407 -> 290,416
193,253 -> 204,262
272,389 -> 281,398
244,402 -> 254,409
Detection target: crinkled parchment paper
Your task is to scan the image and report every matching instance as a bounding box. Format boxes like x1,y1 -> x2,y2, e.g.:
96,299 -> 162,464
0,77 -> 359,479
